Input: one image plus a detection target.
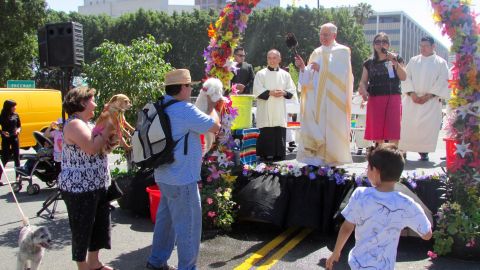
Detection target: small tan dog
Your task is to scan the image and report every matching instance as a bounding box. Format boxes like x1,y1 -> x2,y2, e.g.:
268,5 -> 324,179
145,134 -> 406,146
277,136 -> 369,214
17,225 -> 52,270
94,94 -> 135,154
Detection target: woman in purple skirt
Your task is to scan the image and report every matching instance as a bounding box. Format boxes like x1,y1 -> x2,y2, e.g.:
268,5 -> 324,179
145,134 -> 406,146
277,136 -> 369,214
358,32 -> 407,146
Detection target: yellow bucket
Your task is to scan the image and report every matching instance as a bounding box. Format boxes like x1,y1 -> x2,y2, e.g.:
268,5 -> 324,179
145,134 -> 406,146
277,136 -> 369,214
230,95 -> 254,130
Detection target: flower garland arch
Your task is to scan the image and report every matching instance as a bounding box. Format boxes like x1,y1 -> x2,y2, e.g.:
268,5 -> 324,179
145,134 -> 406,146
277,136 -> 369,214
200,0 -> 260,230
429,0 -> 480,257
203,0 -> 260,88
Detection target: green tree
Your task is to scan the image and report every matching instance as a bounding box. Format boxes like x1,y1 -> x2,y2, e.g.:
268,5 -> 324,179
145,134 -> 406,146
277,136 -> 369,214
353,3 -> 374,25
83,35 -> 173,124
0,0 -> 47,86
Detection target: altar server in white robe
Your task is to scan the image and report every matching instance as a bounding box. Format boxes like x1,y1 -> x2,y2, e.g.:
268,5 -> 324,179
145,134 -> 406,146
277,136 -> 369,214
294,23 -> 353,166
253,49 -> 296,161
399,36 -> 450,161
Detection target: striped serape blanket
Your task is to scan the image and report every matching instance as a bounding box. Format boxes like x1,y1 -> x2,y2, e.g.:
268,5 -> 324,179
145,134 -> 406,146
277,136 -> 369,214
235,128 -> 259,165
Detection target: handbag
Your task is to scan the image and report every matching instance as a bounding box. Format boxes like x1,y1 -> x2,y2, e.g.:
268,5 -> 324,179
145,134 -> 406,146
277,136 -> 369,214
106,180 -> 124,202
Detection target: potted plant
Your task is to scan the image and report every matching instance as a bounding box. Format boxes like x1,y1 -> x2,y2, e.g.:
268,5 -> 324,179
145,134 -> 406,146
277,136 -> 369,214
110,167 -> 136,209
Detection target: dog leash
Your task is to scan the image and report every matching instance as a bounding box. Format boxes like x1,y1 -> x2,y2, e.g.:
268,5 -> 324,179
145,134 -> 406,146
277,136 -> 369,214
0,160 -> 30,227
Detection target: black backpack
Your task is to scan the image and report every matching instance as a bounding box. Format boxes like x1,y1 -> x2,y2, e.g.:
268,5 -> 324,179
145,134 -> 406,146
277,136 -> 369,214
132,96 -> 188,169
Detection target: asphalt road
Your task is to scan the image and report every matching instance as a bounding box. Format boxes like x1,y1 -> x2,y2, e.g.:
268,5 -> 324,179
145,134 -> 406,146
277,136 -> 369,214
0,132 -> 479,270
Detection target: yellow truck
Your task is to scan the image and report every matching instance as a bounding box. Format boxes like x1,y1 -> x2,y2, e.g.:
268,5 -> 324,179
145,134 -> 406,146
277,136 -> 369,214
0,88 -> 62,149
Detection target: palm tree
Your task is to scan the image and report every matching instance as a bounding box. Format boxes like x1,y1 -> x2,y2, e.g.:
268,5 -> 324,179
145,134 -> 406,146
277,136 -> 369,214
353,3 -> 374,25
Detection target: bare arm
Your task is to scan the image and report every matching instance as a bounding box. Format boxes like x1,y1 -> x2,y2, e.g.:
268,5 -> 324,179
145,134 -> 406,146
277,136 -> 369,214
388,53 -> 406,81
326,221 -> 355,270
421,229 -> 433,240
207,109 -> 221,134
44,122 -> 55,138
63,119 -> 112,155
358,67 -> 369,101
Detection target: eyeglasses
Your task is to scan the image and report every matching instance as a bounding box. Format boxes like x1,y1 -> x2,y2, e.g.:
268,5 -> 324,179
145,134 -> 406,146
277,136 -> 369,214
374,39 -> 389,45
235,54 -> 246,57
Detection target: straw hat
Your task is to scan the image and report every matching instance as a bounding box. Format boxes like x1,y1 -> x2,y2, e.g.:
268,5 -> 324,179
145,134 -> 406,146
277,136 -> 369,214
164,69 -> 198,86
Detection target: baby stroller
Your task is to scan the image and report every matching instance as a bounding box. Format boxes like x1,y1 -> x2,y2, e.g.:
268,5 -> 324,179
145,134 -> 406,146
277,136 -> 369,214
12,131 -> 60,195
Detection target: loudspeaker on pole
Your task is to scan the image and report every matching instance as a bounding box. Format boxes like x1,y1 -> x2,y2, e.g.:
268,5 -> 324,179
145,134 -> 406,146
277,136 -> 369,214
37,22 -> 84,69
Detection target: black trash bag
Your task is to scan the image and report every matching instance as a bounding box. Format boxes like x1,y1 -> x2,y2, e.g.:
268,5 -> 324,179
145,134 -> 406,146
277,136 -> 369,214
411,180 -> 447,214
285,175 -> 352,232
128,168 -> 155,217
235,173 -> 289,225
106,179 -> 124,202
285,175 -> 323,229
332,181 -> 356,231
320,178 -> 352,233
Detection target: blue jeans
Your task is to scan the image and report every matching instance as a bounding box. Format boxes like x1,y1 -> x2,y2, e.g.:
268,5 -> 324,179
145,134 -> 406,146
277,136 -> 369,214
148,181 -> 202,270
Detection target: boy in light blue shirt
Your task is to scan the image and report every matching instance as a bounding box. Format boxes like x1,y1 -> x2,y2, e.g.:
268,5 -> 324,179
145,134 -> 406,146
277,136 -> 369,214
326,144 -> 432,270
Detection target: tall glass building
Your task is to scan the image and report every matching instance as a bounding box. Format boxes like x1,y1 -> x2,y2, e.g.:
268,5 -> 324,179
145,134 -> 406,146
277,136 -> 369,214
364,11 -> 450,64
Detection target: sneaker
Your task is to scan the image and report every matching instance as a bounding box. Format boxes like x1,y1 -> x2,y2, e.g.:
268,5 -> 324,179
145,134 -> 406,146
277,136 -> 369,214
0,182 -> 4,186
146,262 -> 177,270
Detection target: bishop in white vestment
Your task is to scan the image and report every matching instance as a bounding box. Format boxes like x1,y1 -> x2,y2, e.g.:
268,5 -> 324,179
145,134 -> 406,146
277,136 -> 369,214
253,49 -> 296,160
295,23 -> 353,166
399,37 -> 450,155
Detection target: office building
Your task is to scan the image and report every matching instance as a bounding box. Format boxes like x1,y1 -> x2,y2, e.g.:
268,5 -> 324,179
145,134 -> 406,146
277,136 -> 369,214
78,0 -> 197,17
364,11 -> 450,63
194,0 -> 280,10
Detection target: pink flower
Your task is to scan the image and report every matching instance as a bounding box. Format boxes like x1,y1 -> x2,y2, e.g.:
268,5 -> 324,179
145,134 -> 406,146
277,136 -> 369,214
466,238 -> 476,247
208,211 -> 217,218
207,165 -> 224,182
427,250 -> 437,259
207,198 -> 214,205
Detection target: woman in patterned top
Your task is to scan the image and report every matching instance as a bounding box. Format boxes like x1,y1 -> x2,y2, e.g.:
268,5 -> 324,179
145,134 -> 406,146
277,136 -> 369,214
59,87 -> 115,270
358,32 -> 407,146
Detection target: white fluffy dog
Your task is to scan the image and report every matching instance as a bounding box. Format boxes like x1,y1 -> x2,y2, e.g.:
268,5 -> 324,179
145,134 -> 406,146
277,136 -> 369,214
195,78 -> 224,155
17,225 -> 51,270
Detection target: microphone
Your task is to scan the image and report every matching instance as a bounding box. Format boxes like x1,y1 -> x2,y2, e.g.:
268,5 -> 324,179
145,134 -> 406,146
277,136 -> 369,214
381,48 -> 399,61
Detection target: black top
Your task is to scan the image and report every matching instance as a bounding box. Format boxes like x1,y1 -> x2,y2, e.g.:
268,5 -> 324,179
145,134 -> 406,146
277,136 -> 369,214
0,113 -> 21,138
364,57 -> 404,96
231,62 -> 255,94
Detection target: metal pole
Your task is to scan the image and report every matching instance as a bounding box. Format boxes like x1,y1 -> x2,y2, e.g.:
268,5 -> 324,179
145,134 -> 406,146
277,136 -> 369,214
317,0 -> 319,9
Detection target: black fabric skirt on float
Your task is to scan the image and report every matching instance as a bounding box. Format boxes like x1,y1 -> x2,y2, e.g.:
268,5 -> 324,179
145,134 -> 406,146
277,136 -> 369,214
256,127 -> 286,160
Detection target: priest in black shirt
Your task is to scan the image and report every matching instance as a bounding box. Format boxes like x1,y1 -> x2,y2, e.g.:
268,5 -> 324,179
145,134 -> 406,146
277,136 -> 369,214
231,47 -> 255,94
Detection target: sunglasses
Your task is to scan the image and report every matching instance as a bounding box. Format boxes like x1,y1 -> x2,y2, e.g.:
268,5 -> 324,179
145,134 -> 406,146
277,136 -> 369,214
374,39 -> 389,45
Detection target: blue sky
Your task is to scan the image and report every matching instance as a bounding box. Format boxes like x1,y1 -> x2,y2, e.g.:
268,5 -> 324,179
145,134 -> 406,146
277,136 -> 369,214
46,0 -> 480,48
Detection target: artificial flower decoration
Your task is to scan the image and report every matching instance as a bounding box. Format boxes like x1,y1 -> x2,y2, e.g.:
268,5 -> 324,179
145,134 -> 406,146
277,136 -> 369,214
429,0 -> 480,258
203,0 -> 260,88
454,140 -> 473,158
200,87 -> 240,231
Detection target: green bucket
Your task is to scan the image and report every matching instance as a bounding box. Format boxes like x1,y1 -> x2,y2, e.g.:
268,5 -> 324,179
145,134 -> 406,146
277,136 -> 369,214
230,95 -> 254,130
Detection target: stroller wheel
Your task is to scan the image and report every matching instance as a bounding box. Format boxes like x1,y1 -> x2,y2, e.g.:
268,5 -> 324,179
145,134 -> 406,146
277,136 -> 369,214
33,184 -> 41,194
27,184 -> 37,195
46,180 -> 56,188
12,183 -> 22,193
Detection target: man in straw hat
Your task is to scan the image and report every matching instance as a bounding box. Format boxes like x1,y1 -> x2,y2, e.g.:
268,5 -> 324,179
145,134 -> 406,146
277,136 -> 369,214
147,69 -> 220,270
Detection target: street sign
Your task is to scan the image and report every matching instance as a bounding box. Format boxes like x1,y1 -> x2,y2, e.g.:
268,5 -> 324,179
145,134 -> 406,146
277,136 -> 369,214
7,80 -> 36,88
